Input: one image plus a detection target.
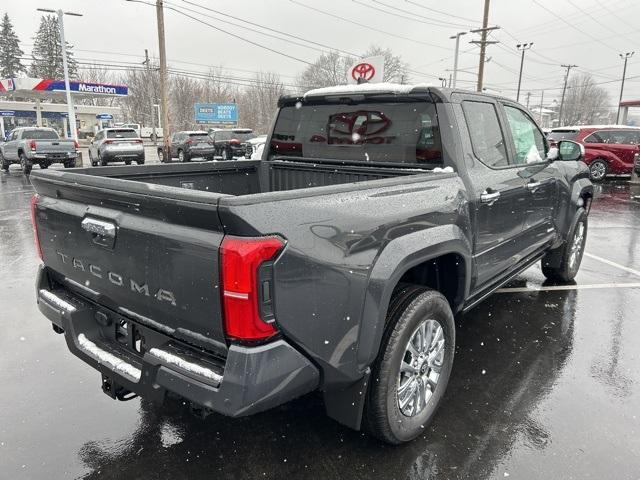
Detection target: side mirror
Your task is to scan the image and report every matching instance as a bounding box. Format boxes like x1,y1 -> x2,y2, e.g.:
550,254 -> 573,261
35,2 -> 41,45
557,140 -> 584,161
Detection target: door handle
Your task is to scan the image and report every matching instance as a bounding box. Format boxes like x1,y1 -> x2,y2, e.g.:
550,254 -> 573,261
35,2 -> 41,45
527,181 -> 542,190
480,190 -> 501,204
81,217 -> 116,237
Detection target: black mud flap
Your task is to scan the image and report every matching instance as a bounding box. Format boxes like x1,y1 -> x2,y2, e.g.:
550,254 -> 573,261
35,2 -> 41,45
101,374 -> 138,401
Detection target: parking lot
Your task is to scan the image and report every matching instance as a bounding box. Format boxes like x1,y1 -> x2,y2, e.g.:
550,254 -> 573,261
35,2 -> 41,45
0,167 -> 638,479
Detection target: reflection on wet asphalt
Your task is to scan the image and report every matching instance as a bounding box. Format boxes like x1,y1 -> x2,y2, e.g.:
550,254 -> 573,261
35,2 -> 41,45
1,168 -> 639,479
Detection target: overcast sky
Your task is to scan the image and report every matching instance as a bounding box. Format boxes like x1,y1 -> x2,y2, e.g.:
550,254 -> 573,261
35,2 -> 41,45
4,0 -> 640,107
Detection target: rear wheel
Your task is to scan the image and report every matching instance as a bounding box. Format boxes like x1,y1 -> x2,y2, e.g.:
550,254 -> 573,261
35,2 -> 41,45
136,156 -> 145,165
20,153 -> 32,175
365,286 -> 455,444
542,209 -> 588,282
125,159 -> 132,166
589,159 -> 607,182
99,153 -> 108,167
40,163 -> 49,169
178,150 -> 188,162
63,159 -> 75,168
158,149 -> 165,163
0,152 -> 9,172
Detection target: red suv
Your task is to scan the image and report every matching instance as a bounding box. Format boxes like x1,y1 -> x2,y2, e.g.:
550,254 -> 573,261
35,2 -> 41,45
548,126 -> 640,181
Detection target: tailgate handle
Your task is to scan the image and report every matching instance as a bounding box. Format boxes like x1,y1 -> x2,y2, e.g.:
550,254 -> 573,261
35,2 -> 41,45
81,217 -> 117,238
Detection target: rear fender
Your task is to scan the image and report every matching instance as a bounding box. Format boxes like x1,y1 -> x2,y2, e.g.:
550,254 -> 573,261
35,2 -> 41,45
324,224 -> 471,430
356,224 -> 472,370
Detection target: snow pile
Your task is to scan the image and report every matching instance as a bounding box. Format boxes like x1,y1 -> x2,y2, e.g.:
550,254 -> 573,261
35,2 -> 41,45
432,166 -> 454,173
39,289 -> 76,313
304,82 -> 433,98
148,348 -> 223,385
77,334 -> 142,382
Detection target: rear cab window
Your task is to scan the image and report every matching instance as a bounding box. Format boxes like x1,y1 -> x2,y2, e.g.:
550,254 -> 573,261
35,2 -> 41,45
270,96 -> 442,166
21,130 -> 59,140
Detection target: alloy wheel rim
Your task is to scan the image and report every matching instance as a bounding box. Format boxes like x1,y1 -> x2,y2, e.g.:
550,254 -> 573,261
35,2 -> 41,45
397,318 -> 445,417
569,221 -> 585,270
591,162 -> 605,179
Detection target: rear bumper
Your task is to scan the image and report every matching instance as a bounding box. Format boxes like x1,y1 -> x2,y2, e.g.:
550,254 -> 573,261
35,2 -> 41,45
101,147 -> 144,161
28,152 -> 78,163
187,148 -> 216,157
36,266 -> 319,417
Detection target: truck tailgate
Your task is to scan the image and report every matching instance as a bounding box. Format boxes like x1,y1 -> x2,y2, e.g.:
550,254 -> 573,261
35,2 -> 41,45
30,170 -> 228,355
35,140 -> 75,154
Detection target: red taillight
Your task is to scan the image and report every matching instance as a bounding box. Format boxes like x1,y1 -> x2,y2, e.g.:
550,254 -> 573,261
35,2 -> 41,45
104,139 -> 114,144
135,139 -> 143,144
30,194 -> 43,261
185,138 -> 193,145
220,236 -> 284,341
73,140 -> 80,151
28,139 -> 36,151
230,138 -> 240,145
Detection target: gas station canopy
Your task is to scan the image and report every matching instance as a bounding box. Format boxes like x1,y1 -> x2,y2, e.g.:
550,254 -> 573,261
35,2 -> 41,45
0,77 -> 128,99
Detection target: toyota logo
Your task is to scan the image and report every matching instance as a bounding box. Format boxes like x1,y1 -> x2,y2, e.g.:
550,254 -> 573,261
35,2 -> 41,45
352,62 -> 376,81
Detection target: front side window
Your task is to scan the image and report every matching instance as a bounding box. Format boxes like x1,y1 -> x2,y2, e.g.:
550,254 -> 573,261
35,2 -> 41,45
462,101 -> 508,168
270,100 -> 442,165
584,132 -> 607,143
504,105 -> 546,165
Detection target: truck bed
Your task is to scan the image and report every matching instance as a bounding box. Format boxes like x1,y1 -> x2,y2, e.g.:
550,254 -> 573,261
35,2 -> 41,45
51,158 -> 424,197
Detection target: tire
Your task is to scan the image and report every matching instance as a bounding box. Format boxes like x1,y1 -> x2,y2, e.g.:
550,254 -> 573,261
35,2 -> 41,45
40,163 -> 49,169
136,156 -> 145,165
542,208 -> 587,282
63,159 -> 75,168
589,159 -> 607,182
125,159 -> 132,165
20,153 -> 32,175
221,148 -> 230,161
99,153 -> 108,167
364,286 -> 455,444
178,150 -> 188,162
150,133 -> 156,142
0,151 -> 9,171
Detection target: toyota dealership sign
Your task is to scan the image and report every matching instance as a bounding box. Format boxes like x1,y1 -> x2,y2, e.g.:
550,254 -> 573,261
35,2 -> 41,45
347,56 -> 385,84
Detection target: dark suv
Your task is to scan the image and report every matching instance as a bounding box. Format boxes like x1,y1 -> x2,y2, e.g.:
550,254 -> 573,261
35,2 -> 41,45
158,131 -> 215,163
209,128 -> 255,160
548,126 -> 640,181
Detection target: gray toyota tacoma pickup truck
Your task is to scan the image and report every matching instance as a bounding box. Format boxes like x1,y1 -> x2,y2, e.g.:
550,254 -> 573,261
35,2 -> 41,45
30,85 -> 592,444
1,127 -> 78,174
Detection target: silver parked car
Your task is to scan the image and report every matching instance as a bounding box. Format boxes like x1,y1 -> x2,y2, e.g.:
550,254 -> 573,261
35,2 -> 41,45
88,128 -> 145,166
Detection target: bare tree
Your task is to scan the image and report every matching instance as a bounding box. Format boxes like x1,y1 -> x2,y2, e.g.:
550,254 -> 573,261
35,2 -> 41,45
296,46 -> 409,91
562,73 -> 612,125
238,72 -> 286,133
296,51 -> 355,91
169,74 -> 204,131
117,64 -> 160,126
201,67 -> 235,104
76,64 -> 116,106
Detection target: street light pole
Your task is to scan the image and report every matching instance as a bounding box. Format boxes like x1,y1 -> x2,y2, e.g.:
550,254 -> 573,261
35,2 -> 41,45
37,8 -> 82,141
449,31 -> 467,89
617,51 -> 634,124
516,42 -> 533,103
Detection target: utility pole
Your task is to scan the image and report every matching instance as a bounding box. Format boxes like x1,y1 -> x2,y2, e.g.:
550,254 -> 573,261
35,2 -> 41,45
516,43 -> 533,102
538,90 -> 545,125
558,64 -> 577,127
525,92 -> 531,109
143,49 -> 157,145
470,0 -> 499,92
449,31 -> 467,89
37,8 -> 82,141
155,0 -> 171,160
617,51 -> 634,124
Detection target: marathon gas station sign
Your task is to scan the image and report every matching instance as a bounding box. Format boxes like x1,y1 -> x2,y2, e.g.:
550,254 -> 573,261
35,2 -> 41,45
0,78 -> 128,96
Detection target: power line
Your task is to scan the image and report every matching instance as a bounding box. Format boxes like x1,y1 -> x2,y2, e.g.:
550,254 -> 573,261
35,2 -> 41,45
368,0 -> 472,28
351,0 -> 468,29
402,0 -> 481,25
288,0 -> 454,50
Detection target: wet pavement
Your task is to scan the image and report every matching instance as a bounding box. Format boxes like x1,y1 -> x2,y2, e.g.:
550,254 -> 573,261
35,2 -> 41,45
1,169 -> 639,479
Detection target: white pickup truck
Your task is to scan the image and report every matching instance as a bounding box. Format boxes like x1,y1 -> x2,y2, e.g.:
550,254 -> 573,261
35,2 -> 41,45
0,127 -> 78,175
121,123 -> 163,140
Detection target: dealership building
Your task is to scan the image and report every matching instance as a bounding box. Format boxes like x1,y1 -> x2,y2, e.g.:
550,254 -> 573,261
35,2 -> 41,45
0,77 -> 128,140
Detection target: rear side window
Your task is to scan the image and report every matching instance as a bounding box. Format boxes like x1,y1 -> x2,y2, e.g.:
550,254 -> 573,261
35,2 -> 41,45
107,129 -> 137,139
503,105 -> 546,165
584,132 -> 607,143
270,100 -> 442,165
21,130 -> 59,140
462,101 -> 508,168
